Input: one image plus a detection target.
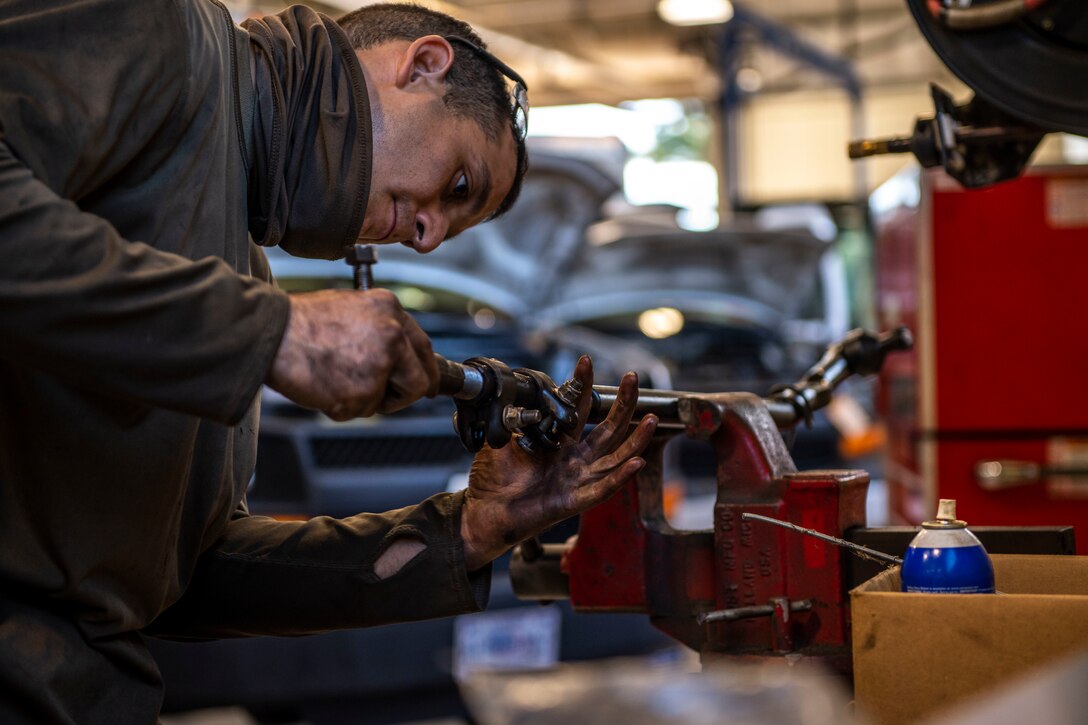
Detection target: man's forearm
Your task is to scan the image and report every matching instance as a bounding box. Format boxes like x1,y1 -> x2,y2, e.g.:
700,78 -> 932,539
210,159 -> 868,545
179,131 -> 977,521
146,492 -> 488,639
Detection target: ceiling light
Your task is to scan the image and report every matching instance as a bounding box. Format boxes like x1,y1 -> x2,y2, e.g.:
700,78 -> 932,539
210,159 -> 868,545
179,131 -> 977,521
657,0 -> 734,27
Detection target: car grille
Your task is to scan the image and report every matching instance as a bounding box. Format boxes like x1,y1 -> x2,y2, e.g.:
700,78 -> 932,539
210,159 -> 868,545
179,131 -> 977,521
309,435 -> 472,468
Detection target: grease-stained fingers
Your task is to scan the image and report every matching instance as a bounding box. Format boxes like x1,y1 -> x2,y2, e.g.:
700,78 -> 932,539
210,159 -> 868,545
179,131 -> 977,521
571,458 -> 645,511
574,352 -> 591,420
329,369 -> 388,421
573,355 -> 594,420
380,353 -> 436,414
558,355 -> 594,445
586,414 -> 657,475
400,315 -> 439,395
584,371 -> 640,452
373,314 -> 442,414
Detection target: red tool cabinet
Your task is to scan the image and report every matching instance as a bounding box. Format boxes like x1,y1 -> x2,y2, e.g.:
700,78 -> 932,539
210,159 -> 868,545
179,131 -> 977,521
876,166 -> 1088,552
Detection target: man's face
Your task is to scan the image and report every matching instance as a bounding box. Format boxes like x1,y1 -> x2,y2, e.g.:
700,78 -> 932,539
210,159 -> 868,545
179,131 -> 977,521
358,97 -> 517,254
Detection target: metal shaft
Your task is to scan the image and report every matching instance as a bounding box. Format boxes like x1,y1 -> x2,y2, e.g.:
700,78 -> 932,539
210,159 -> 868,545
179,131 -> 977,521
741,512 -> 902,565
848,136 -> 914,159
345,244 -> 377,291
435,355 -> 485,399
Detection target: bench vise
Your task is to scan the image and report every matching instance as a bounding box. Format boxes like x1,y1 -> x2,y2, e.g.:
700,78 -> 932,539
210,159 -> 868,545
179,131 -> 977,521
509,327 -> 911,667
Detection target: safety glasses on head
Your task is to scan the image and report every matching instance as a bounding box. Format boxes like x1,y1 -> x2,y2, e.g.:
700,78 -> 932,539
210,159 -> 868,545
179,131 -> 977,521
445,35 -> 529,141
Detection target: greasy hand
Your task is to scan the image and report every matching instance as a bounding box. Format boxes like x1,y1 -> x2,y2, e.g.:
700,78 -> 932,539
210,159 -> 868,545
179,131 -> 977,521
460,356 -> 657,570
266,289 -> 438,420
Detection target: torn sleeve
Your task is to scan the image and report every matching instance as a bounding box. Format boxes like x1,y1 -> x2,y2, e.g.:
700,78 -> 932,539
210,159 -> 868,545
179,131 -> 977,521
145,491 -> 491,639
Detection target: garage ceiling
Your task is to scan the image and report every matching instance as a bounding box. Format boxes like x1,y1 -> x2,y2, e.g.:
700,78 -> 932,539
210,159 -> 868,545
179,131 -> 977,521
234,0 -> 959,107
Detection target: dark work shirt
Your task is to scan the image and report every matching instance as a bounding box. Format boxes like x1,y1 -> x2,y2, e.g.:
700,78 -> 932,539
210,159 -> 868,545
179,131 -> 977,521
0,1 -> 487,722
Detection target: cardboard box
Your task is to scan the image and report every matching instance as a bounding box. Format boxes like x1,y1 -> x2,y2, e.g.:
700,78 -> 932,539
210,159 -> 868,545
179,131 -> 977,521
851,554 -> 1088,725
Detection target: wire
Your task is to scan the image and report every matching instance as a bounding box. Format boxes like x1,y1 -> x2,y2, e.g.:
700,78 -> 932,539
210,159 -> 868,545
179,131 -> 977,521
741,512 -> 903,566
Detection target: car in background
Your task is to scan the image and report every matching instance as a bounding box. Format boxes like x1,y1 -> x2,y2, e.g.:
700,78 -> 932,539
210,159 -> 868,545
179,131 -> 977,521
528,214 -> 853,527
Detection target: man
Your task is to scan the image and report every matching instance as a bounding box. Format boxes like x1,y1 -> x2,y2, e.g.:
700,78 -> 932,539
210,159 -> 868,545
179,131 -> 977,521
0,1 -> 656,722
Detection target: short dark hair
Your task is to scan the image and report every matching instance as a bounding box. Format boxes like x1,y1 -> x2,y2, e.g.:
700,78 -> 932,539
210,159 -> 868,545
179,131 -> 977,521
337,3 -> 527,219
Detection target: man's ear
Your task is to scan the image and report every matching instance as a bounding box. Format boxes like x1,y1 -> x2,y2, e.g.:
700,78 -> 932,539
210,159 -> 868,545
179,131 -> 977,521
394,35 -> 454,92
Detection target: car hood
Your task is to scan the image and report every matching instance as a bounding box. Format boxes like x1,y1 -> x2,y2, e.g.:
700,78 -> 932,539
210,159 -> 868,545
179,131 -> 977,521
530,228 -> 831,330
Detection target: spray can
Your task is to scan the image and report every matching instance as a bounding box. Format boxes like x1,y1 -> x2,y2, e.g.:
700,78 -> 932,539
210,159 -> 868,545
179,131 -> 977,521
901,499 -> 995,594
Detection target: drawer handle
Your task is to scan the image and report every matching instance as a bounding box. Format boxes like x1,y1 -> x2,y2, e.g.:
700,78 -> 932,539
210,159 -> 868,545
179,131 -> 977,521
975,459 -> 1088,491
